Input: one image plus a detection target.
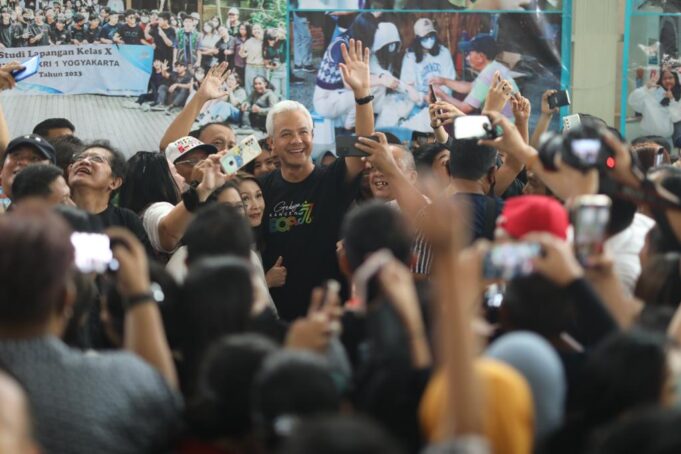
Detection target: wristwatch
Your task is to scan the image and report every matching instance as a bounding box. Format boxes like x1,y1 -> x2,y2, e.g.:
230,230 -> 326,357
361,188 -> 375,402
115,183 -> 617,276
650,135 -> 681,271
182,181 -> 201,212
355,94 -> 374,105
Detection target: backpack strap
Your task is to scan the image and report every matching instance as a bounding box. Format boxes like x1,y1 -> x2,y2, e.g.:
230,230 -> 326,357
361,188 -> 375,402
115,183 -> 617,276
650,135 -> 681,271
482,196 -> 497,240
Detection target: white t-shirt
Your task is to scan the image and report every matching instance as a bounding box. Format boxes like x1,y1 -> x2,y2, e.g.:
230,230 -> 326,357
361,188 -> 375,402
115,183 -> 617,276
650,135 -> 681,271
400,45 -> 457,104
142,202 -> 175,254
605,213 -> 656,296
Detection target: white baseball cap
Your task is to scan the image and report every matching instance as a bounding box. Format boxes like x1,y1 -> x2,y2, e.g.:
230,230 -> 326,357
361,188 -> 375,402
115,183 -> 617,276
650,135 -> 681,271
414,18 -> 436,38
164,136 -> 217,164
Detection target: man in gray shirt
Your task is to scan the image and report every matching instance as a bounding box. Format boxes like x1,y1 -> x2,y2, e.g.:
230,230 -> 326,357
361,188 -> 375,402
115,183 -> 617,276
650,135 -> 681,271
0,208 -> 182,453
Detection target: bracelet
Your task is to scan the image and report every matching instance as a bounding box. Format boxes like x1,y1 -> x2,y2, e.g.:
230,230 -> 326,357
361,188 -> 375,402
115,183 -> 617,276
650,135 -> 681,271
355,94 -> 374,105
124,293 -> 154,310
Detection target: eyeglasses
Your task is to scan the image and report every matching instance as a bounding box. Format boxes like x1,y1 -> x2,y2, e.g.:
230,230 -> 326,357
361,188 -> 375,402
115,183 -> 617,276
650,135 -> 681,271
174,158 -> 201,167
73,154 -> 107,164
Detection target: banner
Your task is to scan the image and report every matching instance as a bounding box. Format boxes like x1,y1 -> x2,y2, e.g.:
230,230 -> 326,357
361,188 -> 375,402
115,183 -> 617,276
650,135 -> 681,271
289,5 -> 571,150
0,44 -> 153,95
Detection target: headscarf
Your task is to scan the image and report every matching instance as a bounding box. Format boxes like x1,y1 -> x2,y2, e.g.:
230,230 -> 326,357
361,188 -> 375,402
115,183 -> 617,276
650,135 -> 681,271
486,331 -> 566,441
419,358 -> 534,454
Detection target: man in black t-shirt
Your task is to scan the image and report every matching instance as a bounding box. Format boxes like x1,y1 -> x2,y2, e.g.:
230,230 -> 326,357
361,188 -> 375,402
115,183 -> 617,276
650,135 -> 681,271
258,41 -> 373,321
117,9 -> 145,45
145,12 -> 175,65
99,13 -> 119,43
69,14 -> 87,44
83,15 -> 101,43
28,12 -> 52,46
158,61 -> 192,110
0,8 -> 13,48
67,141 -> 154,255
12,11 -> 31,47
50,19 -> 71,44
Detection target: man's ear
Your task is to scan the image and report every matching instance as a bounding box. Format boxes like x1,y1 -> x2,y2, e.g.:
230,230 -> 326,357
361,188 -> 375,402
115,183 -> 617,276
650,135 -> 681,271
109,176 -> 123,192
267,137 -> 274,154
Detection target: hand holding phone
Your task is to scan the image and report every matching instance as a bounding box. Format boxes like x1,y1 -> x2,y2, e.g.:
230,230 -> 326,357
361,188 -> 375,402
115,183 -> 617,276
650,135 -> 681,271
11,55 -> 40,82
219,135 -> 262,175
453,115 -> 500,140
482,242 -> 542,281
335,134 -> 378,158
547,90 -> 570,110
571,195 -> 611,265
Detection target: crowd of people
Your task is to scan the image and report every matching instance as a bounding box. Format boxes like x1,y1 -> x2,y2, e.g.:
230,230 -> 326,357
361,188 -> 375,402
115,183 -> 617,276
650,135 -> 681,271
2,32 -> 681,454
0,2 -> 286,122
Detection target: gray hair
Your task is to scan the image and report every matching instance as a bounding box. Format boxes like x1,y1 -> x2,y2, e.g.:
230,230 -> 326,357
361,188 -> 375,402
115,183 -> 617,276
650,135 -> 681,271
265,100 -> 314,138
391,145 -> 416,174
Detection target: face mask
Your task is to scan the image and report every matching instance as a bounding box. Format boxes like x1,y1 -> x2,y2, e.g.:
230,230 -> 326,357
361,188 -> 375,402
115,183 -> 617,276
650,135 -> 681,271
141,16 -> 149,23
421,36 -> 436,50
387,42 -> 398,53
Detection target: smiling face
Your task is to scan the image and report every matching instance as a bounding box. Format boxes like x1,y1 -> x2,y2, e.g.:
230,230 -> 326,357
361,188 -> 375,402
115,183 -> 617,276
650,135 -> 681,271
662,70 -> 677,91
270,109 -> 314,171
125,14 -> 135,26
239,179 -> 265,227
172,149 -> 211,182
67,147 -> 121,194
253,77 -> 266,94
252,150 -> 276,176
466,50 -> 488,72
252,24 -> 263,40
369,146 -> 416,200
0,147 -> 50,198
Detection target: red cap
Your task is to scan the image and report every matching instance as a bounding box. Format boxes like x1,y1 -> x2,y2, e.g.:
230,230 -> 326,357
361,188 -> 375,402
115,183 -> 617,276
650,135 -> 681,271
499,195 -> 569,240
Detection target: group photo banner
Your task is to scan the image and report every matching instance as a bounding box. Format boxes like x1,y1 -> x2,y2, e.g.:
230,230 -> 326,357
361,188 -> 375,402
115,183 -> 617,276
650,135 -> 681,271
0,44 -> 153,95
289,1 -> 572,150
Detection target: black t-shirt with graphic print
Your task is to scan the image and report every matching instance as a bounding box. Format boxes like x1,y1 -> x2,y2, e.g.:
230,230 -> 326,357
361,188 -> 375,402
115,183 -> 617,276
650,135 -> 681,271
118,24 -> 144,45
259,159 -> 360,321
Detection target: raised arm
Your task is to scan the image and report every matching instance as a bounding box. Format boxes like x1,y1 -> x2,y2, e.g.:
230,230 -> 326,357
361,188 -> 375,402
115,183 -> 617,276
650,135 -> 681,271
108,227 -> 178,390
530,90 -> 558,148
0,62 -> 20,158
339,38 -> 374,180
159,62 -> 230,151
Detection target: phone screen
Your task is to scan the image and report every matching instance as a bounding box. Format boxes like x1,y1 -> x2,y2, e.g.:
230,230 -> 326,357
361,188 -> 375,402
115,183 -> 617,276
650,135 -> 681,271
573,203 -> 610,262
571,139 -> 601,165
12,55 -> 40,82
482,243 -> 541,281
71,232 -> 116,274
453,115 -> 493,140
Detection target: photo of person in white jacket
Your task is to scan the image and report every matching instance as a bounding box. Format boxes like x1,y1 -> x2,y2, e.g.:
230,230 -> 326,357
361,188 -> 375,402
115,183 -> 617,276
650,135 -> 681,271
629,68 -> 681,146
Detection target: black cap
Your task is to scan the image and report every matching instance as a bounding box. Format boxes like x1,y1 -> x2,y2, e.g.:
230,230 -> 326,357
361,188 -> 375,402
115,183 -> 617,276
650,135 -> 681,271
460,34 -> 499,59
6,134 -> 57,164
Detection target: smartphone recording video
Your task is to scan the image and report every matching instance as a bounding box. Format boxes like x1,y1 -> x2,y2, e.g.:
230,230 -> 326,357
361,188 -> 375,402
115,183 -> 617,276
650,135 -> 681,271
571,195 -> 611,264
548,89 -> 570,109
482,243 -> 542,281
71,232 -> 118,274
570,138 -> 601,166
453,115 -> 499,140
336,135 -> 378,158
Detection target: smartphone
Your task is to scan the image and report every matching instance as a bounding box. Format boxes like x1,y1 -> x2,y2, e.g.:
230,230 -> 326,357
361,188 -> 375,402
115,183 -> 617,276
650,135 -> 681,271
335,135 -> 378,158
548,90 -> 571,109
219,134 -> 262,175
453,115 -> 499,140
571,195 -> 611,264
71,232 -> 118,274
482,242 -> 542,281
12,55 -> 40,82
570,138 -> 602,166
562,113 -> 581,132
429,84 -> 444,118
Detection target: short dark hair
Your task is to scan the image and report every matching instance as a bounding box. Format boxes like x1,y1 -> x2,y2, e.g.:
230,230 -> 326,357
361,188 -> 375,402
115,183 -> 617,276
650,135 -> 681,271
80,140 -> 127,180
253,351 -> 340,450
179,256 -> 255,394
189,121 -> 234,141
124,8 -> 136,17
502,273 -> 572,338
48,135 -> 84,173
119,151 -> 180,215
158,11 -> 170,21
186,334 -> 278,440
605,195 -> 637,237
11,164 -> 64,202
184,204 -> 253,264
280,415 -> 404,454
0,208 -> 74,326
413,143 -> 449,172
32,117 -> 75,137
342,201 -> 413,272
447,139 -> 497,181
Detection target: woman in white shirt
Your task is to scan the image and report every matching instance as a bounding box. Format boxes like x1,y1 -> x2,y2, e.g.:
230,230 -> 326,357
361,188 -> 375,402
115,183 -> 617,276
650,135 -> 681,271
629,69 -> 681,145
